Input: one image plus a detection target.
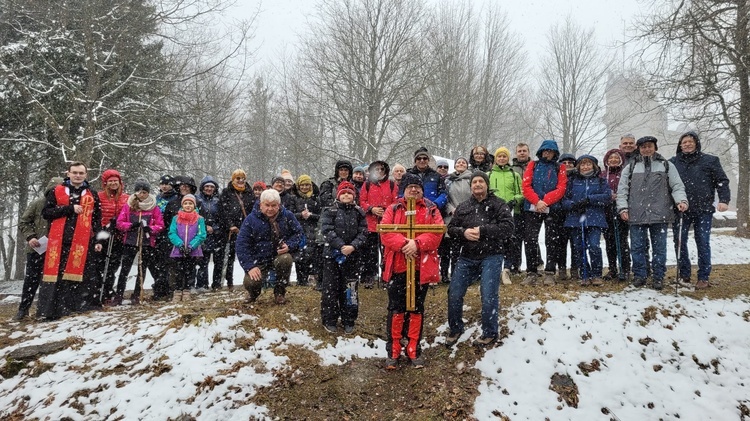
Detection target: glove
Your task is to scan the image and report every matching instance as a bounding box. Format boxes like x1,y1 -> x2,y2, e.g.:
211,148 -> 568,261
140,219 -> 148,227
506,200 -> 516,209
181,245 -> 192,256
572,198 -> 589,212
142,225 -> 152,234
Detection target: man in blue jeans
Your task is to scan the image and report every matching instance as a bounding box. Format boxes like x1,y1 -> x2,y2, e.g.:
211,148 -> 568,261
617,136 -> 688,290
669,131 -> 730,290
446,171 -> 514,347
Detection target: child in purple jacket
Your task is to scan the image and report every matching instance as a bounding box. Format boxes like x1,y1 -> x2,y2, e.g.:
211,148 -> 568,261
168,194 -> 207,301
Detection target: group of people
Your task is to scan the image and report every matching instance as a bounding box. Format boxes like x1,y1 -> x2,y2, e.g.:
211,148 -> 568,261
14,131 -> 731,370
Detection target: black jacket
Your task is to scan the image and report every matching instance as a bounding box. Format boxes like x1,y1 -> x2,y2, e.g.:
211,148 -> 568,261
288,183 -> 323,243
447,194 -> 514,259
218,182 -> 255,234
42,179 -> 103,247
320,202 -> 368,258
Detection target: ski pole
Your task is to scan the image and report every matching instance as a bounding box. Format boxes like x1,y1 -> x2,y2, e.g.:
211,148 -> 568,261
613,213 -> 625,281
675,212 -> 684,294
137,224 -> 145,304
580,214 -> 588,283
220,231 -> 233,287
99,230 -> 115,301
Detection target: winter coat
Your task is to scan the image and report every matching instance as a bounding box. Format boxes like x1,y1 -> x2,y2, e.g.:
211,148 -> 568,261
669,131 -> 731,215
405,166 -> 447,210
117,199 -> 165,248
511,157 -> 531,178
42,179 -> 103,247
99,188 -> 129,230
218,182 -> 255,234
360,161 -> 399,232
522,140 -> 568,212
319,160 -> 354,208
168,214 -> 206,257
562,169 -> 611,228
489,164 -> 523,213
288,182 -> 323,243
20,178 -> 61,254
320,201 -> 368,258
235,206 -> 305,272
156,189 -> 178,213
380,198 -> 444,284
448,194 -> 514,259
616,153 -> 688,225
444,170 -> 473,224
197,176 -> 221,250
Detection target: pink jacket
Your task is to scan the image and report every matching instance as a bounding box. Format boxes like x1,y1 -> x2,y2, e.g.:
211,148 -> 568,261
116,204 -> 164,247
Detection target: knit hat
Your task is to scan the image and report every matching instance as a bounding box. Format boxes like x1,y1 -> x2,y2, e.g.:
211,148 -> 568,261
559,153 -> 577,164
494,147 -> 511,158
337,181 -> 357,198
252,181 -> 267,190
455,157 -> 469,166
271,176 -> 286,186
297,174 -> 312,185
102,169 -> 122,183
181,194 -> 197,206
231,169 -> 247,180
401,173 -> 423,190
575,154 -> 598,167
133,178 -> 151,193
353,166 -> 366,174
281,169 -> 294,182
414,147 -> 430,160
436,159 -> 449,168
636,136 -> 658,150
160,175 -> 174,185
471,170 -> 489,186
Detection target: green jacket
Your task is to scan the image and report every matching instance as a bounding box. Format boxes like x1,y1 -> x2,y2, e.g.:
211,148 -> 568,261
489,164 -> 523,213
19,196 -> 49,254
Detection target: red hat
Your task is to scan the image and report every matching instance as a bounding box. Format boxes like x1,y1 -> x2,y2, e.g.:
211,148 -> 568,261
252,181 -> 267,190
337,181 -> 356,199
102,169 -> 122,182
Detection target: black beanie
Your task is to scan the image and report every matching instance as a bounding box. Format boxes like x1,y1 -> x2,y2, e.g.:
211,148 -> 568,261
133,178 -> 151,193
401,173 -> 423,190
160,174 -> 174,185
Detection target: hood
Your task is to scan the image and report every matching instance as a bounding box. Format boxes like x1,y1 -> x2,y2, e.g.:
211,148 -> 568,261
175,175 -> 197,194
603,149 -> 625,169
676,131 -> 702,154
469,146 -> 494,170
368,160 -> 391,182
535,140 -> 560,161
46,176 -> 64,191
333,160 -> 353,178
200,175 -> 219,191
559,153 -> 576,164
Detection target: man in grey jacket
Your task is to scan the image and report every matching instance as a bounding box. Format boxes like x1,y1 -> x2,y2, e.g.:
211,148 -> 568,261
617,136 -> 688,290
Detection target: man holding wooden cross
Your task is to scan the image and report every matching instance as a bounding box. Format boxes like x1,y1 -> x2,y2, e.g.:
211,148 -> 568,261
378,173 -> 445,370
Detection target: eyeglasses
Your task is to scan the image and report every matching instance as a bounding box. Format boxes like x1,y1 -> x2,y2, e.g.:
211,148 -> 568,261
415,156 -> 429,161
437,165 -> 448,169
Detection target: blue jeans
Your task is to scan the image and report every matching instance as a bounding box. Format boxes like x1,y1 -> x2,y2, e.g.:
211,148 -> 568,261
630,224 -> 667,281
571,227 -> 603,279
673,212 -> 712,281
447,255 -> 503,338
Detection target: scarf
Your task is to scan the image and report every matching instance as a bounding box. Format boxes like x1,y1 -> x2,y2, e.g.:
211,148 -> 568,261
232,181 -> 246,192
177,210 -> 199,225
129,194 -> 157,211
299,188 -> 313,198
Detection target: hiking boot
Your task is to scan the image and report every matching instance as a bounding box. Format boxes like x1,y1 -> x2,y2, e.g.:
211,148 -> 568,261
521,273 -> 539,286
501,269 -> 512,285
569,268 -> 581,281
445,332 -> 461,347
324,325 -> 337,334
130,294 -> 141,305
652,279 -> 664,290
244,294 -> 257,304
275,294 -> 287,305
344,325 -> 355,335
411,356 -> 425,369
473,336 -> 497,347
603,271 -> 618,280
11,310 -> 28,322
542,272 -> 556,286
557,269 -> 569,281
591,277 -> 604,286
385,358 -> 399,370
695,280 -> 710,290
632,277 -> 646,287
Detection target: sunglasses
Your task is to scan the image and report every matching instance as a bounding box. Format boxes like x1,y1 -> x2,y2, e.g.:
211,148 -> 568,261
415,156 -> 429,161
437,165 -> 448,169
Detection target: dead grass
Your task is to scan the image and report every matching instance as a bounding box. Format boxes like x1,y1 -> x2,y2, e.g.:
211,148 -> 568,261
1,263 -> 750,418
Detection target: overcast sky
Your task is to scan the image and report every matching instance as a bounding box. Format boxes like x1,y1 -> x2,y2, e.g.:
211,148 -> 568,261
230,0 -> 643,68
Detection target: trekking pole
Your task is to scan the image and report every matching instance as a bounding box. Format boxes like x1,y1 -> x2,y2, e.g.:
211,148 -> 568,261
99,231 -> 115,301
675,212 -> 684,295
137,225 -> 145,304
220,231 -> 233,287
580,214 -> 588,283
613,214 -> 625,281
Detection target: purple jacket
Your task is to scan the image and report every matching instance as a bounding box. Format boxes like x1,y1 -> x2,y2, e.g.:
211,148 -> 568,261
168,215 -> 207,257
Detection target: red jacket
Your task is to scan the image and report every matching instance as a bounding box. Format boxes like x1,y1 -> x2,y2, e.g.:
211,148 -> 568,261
359,179 -> 398,232
380,198 -> 444,284
99,190 -> 130,227
521,160 -> 567,207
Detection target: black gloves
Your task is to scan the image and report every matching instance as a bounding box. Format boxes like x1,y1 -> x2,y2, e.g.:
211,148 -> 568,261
181,245 -> 192,256
572,198 -> 590,212
506,200 -> 516,209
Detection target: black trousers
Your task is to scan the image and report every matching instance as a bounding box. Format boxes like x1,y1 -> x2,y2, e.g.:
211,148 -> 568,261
524,210 -> 565,273
17,252 -> 44,315
320,256 -> 360,326
117,245 -> 160,298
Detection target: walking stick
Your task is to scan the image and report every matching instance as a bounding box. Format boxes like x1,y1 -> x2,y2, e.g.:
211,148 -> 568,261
137,224 -> 145,304
613,213 -> 625,281
99,231 -> 115,301
580,214 -> 588,282
220,231 -> 234,287
675,212 -> 684,294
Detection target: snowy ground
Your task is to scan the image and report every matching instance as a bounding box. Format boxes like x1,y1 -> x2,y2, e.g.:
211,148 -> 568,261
1,229 -> 749,419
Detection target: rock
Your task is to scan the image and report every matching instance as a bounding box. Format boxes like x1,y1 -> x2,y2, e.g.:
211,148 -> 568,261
7,340 -> 69,361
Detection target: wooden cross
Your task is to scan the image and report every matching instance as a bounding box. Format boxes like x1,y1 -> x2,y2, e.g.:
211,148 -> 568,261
376,197 -> 446,311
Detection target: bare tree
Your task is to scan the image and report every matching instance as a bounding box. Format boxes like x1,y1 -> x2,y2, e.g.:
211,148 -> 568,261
537,17 -> 613,155
300,0 -> 431,164
632,0 -> 750,236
